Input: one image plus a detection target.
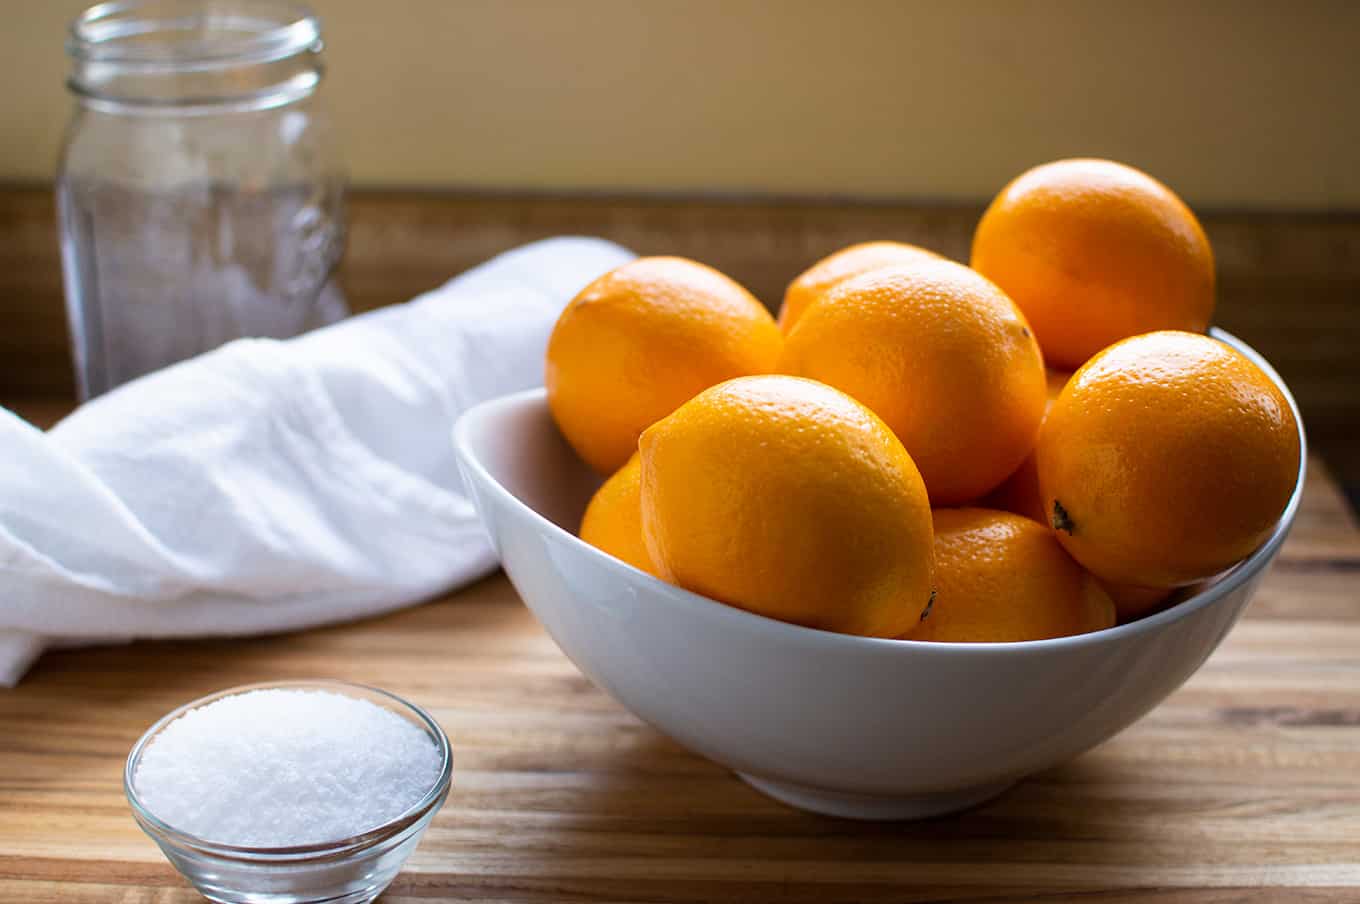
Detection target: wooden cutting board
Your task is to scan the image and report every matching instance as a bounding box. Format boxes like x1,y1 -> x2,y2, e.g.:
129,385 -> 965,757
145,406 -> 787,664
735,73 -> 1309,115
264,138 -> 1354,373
0,401 -> 1357,902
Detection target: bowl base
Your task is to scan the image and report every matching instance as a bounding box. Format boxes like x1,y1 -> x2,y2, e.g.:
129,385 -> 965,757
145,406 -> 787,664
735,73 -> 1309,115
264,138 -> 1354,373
196,883 -> 386,904
738,773 -> 1015,820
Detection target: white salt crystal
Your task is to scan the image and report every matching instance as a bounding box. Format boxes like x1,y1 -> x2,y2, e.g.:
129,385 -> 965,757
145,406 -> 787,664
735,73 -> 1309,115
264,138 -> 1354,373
134,689 -> 442,847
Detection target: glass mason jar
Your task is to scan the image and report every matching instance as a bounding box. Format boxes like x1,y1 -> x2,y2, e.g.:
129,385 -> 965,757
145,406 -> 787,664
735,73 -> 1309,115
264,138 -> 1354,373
58,0 -> 347,399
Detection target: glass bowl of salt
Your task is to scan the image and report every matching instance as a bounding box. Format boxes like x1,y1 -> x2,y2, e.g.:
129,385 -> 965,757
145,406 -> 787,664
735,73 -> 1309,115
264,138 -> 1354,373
125,680 -> 451,904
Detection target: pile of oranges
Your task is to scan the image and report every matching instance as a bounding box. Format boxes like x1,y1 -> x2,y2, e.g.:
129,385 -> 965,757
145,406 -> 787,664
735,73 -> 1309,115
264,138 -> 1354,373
548,159 -> 1302,643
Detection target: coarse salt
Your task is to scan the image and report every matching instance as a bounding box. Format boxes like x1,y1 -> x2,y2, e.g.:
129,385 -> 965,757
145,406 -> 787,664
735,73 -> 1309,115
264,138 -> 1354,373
133,688 -> 442,847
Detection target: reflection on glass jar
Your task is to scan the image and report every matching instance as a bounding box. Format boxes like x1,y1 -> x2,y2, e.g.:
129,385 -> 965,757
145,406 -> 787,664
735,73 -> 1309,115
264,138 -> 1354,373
58,0 -> 348,399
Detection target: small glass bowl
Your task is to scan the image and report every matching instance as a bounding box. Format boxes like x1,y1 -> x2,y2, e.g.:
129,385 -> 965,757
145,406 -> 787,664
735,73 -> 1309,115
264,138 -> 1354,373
125,680 -> 452,904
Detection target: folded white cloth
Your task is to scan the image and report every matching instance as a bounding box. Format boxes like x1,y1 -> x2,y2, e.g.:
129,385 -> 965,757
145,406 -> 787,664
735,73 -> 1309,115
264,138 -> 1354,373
0,237 -> 635,686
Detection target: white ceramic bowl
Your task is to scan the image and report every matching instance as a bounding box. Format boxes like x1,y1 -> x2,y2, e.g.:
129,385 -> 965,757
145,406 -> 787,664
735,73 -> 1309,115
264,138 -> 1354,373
452,330 -> 1305,820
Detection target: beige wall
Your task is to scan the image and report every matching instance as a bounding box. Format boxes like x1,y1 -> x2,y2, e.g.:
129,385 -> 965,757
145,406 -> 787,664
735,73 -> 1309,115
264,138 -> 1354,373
6,0 -> 1357,209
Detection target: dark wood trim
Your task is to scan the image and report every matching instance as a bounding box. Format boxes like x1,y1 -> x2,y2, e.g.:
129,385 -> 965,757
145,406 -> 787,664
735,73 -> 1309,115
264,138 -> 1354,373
4,185 -> 1357,482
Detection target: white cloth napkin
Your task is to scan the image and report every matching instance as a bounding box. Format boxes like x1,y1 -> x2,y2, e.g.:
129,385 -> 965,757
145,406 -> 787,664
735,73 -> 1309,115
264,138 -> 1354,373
0,237 -> 636,686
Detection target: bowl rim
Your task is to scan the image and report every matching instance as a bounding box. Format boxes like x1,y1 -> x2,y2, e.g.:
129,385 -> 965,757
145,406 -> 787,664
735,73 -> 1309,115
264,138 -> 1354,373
452,327 -> 1307,658
124,679 -> 453,861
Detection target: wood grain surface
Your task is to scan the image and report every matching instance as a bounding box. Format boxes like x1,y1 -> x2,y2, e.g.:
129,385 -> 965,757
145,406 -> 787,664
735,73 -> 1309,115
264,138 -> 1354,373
2,186 -> 1358,486
0,396 -> 1358,901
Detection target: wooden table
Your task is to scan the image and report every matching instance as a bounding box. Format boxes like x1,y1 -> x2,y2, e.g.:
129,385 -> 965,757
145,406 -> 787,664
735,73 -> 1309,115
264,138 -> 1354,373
2,401 -> 1359,902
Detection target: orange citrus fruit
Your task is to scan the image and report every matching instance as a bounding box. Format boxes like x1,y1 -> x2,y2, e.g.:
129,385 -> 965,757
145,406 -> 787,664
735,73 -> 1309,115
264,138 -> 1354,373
779,241 -> 940,333
901,508 -> 1115,643
1100,581 -> 1173,623
546,256 -> 782,475
981,368 -> 1071,523
579,453 -> 658,577
778,258 -> 1047,505
639,375 -> 934,637
971,158 -> 1215,370
981,453 -> 1044,526
1037,331 -> 1300,588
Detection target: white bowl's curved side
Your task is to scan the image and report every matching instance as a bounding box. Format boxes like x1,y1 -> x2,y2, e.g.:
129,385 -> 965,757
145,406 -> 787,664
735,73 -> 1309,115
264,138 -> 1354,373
451,329 -> 1304,798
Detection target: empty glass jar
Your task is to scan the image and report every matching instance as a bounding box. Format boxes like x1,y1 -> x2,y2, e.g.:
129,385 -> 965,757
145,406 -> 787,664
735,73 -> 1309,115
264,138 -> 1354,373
58,0 -> 348,399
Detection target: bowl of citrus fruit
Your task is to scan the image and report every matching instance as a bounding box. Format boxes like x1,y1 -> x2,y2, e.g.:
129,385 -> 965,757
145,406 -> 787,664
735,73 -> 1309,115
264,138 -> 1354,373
453,158 -> 1306,819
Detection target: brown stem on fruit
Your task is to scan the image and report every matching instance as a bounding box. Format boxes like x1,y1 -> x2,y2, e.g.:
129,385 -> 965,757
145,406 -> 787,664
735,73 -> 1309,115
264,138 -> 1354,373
1052,500 -> 1075,534
919,589 -> 936,621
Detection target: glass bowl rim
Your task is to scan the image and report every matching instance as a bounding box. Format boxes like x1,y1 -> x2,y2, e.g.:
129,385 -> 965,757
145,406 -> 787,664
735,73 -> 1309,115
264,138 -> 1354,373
124,678 -> 453,861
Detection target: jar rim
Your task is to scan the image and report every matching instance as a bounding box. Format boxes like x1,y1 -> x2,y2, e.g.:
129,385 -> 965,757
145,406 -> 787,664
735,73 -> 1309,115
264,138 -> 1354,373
68,0 -> 321,68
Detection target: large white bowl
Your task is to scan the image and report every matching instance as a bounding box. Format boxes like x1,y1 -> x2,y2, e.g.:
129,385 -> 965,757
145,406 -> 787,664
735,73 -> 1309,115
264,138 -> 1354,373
452,330 -> 1306,819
